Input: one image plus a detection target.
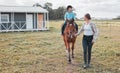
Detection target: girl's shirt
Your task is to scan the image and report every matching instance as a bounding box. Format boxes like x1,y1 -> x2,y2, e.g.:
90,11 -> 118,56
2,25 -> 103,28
64,12 -> 76,20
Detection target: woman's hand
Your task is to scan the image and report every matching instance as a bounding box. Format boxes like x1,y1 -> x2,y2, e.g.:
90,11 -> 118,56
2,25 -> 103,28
92,40 -> 95,45
74,34 -> 78,37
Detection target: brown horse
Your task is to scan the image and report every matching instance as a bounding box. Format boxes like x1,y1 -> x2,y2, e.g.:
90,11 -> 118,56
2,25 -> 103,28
63,19 -> 77,63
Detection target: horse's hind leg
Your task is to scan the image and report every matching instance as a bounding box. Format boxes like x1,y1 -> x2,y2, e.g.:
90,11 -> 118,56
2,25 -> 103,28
72,42 -> 75,58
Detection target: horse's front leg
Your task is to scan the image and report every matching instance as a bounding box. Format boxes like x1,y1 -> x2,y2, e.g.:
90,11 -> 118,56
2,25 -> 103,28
66,42 -> 71,63
72,42 -> 75,58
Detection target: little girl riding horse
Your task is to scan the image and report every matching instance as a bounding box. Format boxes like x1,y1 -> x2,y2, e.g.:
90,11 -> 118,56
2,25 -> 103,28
61,5 -> 78,35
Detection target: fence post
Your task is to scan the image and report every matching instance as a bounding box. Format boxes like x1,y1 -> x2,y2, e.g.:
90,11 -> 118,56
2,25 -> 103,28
110,22 -> 111,38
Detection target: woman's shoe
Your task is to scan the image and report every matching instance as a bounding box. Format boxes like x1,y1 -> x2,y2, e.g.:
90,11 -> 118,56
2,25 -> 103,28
87,64 -> 90,68
83,64 -> 87,69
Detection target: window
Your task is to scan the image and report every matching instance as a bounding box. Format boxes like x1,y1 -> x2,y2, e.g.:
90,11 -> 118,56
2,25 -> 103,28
1,14 -> 9,23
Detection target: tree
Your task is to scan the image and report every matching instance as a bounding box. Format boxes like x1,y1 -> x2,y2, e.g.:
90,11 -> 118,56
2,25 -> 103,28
44,2 -> 52,9
47,7 -> 66,20
43,2 -> 54,20
33,2 -> 66,20
116,16 -> 120,19
54,7 -> 66,20
113,16 -> 120,20
33,3 -> 43,8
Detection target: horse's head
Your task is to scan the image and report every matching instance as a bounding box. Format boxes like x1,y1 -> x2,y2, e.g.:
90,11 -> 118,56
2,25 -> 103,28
65,19 -> 76,39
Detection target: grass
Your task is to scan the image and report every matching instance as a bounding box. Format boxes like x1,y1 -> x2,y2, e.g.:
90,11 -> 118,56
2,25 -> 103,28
0,20 -> 120,73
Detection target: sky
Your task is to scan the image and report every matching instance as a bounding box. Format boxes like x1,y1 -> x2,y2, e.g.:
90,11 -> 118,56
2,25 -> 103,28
0,0 -> 120,19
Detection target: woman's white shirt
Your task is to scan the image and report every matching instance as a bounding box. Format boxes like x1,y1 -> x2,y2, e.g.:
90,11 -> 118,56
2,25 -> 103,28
77,22 -> 99,42
84,23 -> 93,36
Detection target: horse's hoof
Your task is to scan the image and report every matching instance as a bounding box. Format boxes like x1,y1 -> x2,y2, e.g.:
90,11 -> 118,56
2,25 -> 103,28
68,61 -> 71,64
68,60 -> 71,64
72,56 -> 74,59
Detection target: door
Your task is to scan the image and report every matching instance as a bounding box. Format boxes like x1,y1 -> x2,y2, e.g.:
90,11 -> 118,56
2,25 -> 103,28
38,14 -> 43,29
26,14 -> 33,29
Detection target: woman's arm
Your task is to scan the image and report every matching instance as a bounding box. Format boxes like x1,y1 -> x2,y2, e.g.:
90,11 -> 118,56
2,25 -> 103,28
91,23 -> 99,42
77,24 -> 84,35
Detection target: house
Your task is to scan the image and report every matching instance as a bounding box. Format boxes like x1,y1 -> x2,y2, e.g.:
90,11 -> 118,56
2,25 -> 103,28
0,6 -> 49,32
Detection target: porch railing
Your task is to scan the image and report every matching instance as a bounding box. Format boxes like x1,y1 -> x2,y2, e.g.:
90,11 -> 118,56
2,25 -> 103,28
0,21 -> 26,31
0,21 -> 49,32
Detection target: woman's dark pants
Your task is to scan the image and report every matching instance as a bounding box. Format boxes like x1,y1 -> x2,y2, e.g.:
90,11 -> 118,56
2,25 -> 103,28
82,35 -> 93,65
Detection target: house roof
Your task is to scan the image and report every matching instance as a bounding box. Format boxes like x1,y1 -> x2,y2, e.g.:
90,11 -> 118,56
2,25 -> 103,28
0,6 -> 48,13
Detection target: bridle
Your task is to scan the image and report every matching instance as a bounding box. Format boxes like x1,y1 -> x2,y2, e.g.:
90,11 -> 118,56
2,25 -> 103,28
66,22 -> 76,39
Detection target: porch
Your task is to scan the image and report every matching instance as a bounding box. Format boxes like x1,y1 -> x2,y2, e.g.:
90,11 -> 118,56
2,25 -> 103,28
0,10 -> 49,32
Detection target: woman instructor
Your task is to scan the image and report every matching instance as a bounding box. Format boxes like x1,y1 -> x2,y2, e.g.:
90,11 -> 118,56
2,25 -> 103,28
75,13 -> 99,69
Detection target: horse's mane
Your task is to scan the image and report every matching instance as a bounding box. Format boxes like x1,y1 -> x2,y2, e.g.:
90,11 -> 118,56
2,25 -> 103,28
66,19 -> 74,24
